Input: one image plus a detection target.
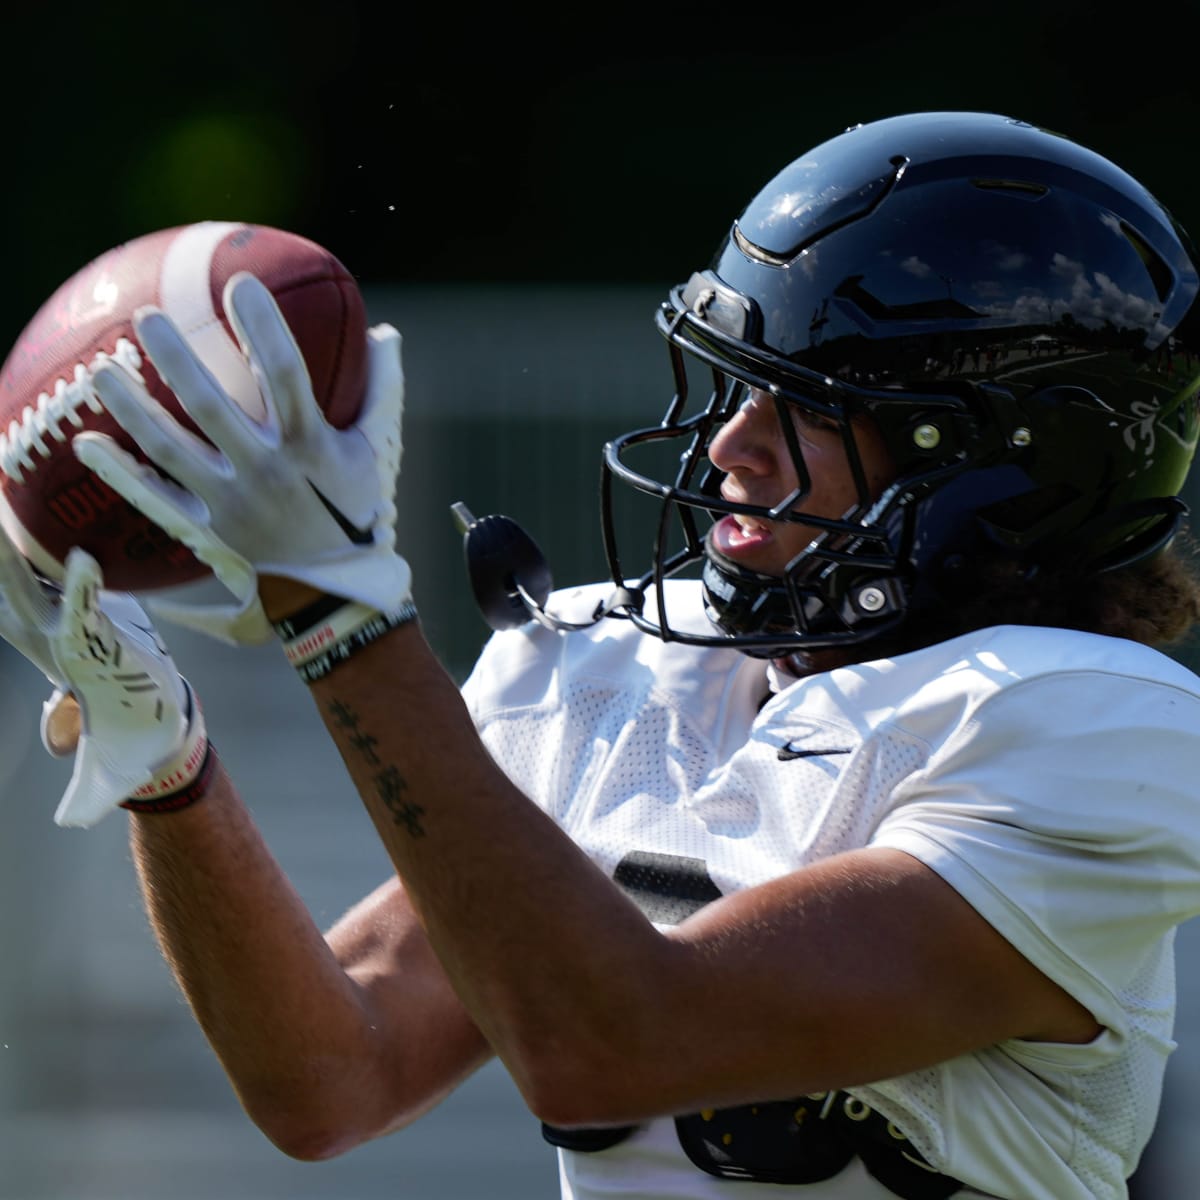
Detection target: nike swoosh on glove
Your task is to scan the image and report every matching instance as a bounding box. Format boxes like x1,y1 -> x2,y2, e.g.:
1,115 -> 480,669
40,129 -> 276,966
75,271 -> 412,645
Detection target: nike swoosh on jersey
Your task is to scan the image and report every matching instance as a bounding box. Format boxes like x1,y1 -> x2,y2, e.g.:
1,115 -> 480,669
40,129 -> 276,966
308,481 -> 374,545
777,742 -> 854,761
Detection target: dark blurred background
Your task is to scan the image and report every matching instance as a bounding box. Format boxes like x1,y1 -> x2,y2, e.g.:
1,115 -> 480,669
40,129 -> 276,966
2,3 -> 1199,1197
4,0 -> 1199,339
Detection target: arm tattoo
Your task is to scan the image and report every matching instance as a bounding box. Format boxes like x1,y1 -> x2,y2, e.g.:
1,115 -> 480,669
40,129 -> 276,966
324,696 -> 426,838
376,765 -> 426,838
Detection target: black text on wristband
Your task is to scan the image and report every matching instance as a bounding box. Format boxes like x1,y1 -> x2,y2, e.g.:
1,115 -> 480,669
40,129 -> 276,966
277,598 -> 419,683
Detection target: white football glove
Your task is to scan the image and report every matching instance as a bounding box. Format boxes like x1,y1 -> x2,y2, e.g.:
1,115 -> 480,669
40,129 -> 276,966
75,271 -> 411,645
0,536 -> 193,828
0,521 -> 64,690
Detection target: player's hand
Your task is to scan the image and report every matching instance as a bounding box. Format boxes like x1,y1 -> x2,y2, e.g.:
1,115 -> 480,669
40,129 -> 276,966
0,537 -> 197,828
0,516 -> 66,689
74,272 -> 412,645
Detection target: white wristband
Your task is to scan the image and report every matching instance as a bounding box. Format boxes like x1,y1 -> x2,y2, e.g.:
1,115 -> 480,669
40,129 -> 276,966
273,594 -> 418,684
123,682 -> 209,805
278,599 -> 394,667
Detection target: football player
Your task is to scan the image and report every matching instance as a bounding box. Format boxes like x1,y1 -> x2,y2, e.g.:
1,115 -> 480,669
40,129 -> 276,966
5,111 -> 1200,1199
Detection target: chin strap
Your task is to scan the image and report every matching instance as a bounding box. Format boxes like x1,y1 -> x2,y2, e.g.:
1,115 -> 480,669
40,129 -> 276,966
700,543 -> 906,654
452,503 -> 634,633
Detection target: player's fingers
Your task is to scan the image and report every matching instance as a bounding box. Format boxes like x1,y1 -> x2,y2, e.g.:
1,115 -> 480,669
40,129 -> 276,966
365,324 -> 405,422
91,360 -> 226,491
73,432 -> 210,542
356,326 -> 406,492
223,273 -> 321,439
55,547 -> 106,661
41,689 -> 81,756
76,433 -> 254,600
0,522 -> 56,628
62,544 -> 101,599
133,307 -> 274,464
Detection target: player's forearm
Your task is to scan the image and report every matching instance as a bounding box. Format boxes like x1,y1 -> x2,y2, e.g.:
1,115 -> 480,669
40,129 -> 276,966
305,618 -> 675,1118
128,763 -> 395,1157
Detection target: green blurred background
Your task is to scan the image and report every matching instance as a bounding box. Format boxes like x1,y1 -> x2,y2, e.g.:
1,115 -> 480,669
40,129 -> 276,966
2,2 -> 1200,1197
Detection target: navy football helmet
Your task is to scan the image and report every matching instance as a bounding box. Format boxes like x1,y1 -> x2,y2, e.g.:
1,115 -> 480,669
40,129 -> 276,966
600,111 -> 1200,654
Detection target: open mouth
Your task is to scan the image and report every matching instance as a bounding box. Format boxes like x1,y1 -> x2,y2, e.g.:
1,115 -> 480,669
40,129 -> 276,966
710,512 -> 774,557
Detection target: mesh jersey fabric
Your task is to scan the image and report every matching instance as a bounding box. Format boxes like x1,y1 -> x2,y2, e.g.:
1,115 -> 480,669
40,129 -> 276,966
459,580 -> 1200,1199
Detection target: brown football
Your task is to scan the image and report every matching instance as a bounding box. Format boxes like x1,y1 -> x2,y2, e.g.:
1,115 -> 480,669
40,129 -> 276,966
0,220 -> 367,591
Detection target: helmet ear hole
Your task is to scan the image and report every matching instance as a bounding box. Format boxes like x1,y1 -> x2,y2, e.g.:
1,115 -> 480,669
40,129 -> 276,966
974,483 -> 1082,547
606,112 -> 1200,654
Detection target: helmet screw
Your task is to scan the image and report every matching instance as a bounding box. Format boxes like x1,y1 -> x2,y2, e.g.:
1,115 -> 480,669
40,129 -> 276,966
1011,427 -> 1033,447
857,586 -> 887,613
912,423 -> 941,450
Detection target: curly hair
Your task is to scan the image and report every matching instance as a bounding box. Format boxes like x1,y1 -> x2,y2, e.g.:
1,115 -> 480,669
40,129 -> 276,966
899,533 -> 1200,654
783,533 -> 1200,678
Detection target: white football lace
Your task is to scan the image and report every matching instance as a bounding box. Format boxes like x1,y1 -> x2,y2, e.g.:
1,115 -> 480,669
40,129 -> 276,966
0,338 -> 144,483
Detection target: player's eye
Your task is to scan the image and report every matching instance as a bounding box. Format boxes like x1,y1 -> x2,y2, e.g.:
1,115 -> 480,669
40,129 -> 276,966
790,406 -> 840,434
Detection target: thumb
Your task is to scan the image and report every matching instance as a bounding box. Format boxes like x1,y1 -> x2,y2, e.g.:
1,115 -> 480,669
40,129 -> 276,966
53,736 -> 152,828
41,689 -> 80,757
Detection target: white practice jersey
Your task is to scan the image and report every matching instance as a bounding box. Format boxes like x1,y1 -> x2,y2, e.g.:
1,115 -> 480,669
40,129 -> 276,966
460,581 -> 1200,1200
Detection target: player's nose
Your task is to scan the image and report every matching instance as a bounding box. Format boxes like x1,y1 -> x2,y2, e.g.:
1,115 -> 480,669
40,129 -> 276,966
708,390 -> 779,476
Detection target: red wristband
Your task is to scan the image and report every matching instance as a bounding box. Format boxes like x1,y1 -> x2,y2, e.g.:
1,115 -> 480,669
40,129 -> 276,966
120,742 -> 218,815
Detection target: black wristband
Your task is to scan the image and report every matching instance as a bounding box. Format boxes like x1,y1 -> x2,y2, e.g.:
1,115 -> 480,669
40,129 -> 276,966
297,601 -> 419,683
270,593 -> 353,642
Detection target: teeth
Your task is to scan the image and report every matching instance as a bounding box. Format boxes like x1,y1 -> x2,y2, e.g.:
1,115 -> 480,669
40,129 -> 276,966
735,515 -> 767,534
